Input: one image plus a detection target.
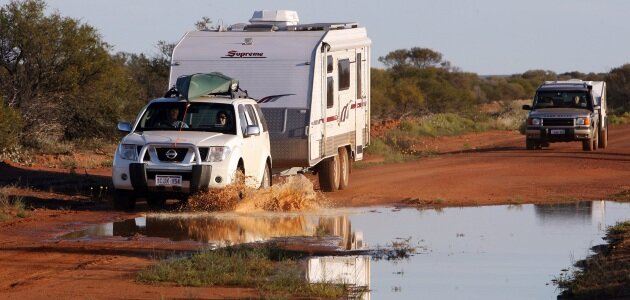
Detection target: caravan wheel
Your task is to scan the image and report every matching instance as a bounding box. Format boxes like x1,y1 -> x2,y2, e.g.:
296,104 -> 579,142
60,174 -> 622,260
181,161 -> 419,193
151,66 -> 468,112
338,147 -> 350,190
318,154 -> 340,192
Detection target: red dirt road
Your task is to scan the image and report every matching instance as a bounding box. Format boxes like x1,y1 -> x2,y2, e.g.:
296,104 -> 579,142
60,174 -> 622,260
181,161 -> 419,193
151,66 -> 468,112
2,125 -> 630,299
330,125 -> 630,207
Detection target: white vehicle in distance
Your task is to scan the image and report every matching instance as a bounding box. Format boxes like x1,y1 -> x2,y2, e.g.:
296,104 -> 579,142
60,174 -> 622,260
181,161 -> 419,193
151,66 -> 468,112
112,73 -> 272,210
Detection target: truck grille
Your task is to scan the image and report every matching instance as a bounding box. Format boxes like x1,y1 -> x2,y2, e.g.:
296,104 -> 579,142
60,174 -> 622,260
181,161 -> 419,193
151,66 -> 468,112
156,148 -> 189,162
543,118 -> 573,126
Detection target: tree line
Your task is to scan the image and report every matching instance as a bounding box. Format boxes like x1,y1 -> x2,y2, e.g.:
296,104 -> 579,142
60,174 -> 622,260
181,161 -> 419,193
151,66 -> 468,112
1,0 -> 629,151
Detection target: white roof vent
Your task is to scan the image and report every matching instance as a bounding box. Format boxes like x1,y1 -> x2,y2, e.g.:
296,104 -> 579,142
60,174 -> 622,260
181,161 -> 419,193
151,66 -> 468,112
249,10 -> 299,28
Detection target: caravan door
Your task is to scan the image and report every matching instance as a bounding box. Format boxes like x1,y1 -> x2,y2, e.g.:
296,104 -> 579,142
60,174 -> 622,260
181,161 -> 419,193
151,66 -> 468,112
354,49 -> 368,160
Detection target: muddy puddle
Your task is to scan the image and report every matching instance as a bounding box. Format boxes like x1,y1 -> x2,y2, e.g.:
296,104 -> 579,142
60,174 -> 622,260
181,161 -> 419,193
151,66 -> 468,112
60,201 -> 630,299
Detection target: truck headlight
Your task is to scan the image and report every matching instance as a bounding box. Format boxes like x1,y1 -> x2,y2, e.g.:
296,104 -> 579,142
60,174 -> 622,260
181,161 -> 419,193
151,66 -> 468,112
207,146 -> 231,162
576,117 -> 590,126
527,118 -> 541,126
118,144 -> 138,161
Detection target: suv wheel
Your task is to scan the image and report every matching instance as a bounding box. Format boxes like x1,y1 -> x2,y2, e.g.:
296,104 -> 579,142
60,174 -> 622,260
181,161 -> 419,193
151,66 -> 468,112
260,163 -> 271,189
525,138 -> 537,150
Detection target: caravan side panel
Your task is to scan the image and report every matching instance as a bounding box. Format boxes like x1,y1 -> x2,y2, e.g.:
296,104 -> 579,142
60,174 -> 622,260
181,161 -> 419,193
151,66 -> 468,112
170,31 -> 325,169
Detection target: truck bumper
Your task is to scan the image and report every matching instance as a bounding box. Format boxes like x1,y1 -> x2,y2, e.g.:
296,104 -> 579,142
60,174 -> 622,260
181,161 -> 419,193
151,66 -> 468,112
526,127 -> 592,142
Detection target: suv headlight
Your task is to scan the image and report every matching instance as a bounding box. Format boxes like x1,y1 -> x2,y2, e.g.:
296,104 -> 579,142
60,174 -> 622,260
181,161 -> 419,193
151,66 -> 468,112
527,118 -> 541,126
118,144 -> 138,161
207,146 -> 231,162
576,117 -> 590,126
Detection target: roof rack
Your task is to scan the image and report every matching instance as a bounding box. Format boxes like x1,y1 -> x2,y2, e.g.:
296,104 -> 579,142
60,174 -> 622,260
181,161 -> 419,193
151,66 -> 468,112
287,22 -> 359,31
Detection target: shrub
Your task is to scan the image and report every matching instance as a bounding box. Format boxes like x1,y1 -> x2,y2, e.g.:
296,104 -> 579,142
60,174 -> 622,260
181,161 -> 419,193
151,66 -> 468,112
0,104 -> 24,149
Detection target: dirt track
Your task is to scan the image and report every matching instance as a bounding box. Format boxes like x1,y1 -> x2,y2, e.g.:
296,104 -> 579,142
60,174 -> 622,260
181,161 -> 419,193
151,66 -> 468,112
2,125 -> 630,299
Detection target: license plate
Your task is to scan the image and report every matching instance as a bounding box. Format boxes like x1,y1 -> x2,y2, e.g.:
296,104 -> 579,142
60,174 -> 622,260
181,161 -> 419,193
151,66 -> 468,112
550,129 -> 565,135
155,175 -> 182,186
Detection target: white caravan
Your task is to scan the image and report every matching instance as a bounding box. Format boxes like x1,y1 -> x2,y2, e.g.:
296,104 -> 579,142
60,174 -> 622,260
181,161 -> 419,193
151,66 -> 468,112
169,10 -> 371,191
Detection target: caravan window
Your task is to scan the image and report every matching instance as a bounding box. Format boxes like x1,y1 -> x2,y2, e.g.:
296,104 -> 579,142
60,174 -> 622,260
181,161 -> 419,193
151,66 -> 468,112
327,77 -> 334,108
338,59 -> 350,91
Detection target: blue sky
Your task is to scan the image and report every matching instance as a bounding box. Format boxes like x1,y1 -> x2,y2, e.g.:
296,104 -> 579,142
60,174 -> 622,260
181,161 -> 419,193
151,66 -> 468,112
37,0 -> 630,75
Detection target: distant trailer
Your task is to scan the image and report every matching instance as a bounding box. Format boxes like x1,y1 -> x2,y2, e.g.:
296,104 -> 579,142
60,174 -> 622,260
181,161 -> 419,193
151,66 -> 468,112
169,10 -> 372,192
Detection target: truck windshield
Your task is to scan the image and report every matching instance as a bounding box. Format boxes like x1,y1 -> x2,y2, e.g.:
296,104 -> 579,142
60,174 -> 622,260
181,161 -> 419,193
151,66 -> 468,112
533,91 -> 591,110
135,102 -> 237,135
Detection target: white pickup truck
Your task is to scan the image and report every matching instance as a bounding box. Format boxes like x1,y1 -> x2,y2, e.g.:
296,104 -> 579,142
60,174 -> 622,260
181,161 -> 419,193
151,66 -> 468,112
112,73 -> 272,210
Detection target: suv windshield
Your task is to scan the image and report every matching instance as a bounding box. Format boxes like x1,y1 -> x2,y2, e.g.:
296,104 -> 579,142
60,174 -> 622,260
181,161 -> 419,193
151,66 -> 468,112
533,91 -> 591,110
135,102 -> 237,135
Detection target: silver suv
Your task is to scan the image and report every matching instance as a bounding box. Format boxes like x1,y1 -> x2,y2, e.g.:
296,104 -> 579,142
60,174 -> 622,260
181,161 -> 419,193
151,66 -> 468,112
112,73 -> 272,210
522,80 -> 608,151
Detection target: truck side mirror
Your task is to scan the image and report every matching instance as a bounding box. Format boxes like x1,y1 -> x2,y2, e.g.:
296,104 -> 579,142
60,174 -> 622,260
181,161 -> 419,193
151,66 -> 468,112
117,121 -> 132,133
522,105 -> 532,111
244,125 -> 260,137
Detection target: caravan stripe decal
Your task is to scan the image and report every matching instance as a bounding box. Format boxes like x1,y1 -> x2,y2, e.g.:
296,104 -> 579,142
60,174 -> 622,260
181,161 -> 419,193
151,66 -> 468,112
309,100 -> 368,125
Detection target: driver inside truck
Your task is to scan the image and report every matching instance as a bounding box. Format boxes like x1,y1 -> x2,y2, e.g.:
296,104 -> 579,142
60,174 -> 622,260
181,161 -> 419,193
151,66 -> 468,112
160,107 -> 189,129
215,111 -> 229,128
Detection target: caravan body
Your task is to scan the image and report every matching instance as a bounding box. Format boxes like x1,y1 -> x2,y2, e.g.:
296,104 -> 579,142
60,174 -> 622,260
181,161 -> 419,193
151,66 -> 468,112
169,10 -> 371,191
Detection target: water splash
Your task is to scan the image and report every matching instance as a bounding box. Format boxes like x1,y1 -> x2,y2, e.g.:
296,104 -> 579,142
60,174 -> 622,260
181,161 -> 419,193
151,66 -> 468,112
185,174 -> 329,212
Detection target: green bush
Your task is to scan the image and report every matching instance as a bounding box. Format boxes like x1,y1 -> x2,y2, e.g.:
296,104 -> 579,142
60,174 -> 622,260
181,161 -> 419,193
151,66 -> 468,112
0,104 -> 24,149
608,113 -> 630,125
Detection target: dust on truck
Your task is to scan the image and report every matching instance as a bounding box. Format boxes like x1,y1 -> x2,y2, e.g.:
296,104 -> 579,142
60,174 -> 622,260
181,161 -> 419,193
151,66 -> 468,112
169,10 -> 371,192
522,80 -> 608,151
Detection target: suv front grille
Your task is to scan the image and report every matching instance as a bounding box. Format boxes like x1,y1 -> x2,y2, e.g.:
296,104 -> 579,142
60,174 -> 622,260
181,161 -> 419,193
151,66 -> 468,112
156,148 -> 189,162
543,118 -> 573,126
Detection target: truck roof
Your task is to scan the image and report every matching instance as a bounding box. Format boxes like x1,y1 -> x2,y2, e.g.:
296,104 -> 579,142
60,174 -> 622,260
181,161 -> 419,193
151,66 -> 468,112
537,80 -> 595,92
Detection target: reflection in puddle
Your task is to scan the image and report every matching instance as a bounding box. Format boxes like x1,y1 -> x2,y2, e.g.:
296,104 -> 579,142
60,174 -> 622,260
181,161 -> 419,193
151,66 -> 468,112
59,201 -> 630,299
61,213 -> 366,250
307,256 -> 371,300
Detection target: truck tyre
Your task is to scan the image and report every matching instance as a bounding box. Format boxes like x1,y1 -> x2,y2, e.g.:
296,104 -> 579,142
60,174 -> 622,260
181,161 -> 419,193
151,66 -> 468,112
260,163 -> 271,189
598,127 -> 608,149
592,128 -> 599,151
525,139 -> 537,150
318,154 -> 340,192
338,147 -> 350,190
582,129 -> 598,151
582,139 -> 593,151
113,189 -> 136,211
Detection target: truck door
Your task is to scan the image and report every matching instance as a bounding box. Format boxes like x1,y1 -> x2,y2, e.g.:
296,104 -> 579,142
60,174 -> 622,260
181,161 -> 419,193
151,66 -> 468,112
354,49 -> 367,160
238,104 -> 266,186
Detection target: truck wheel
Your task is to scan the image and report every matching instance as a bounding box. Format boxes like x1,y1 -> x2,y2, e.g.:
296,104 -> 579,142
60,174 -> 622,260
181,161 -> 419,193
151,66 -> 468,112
598,127 -> 608,149
592,128 -> 599,151
582,139 -> 593,151
318,154 -> 340,192
113,189 -> 136,211
525,139 -> 537,150
582,130 -> 597,152
338,148 -> 350,190
259,163 -> 271,189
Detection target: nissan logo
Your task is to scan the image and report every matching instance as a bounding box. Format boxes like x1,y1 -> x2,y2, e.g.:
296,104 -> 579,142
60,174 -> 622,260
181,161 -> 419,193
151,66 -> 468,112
165,149 -> 178,160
